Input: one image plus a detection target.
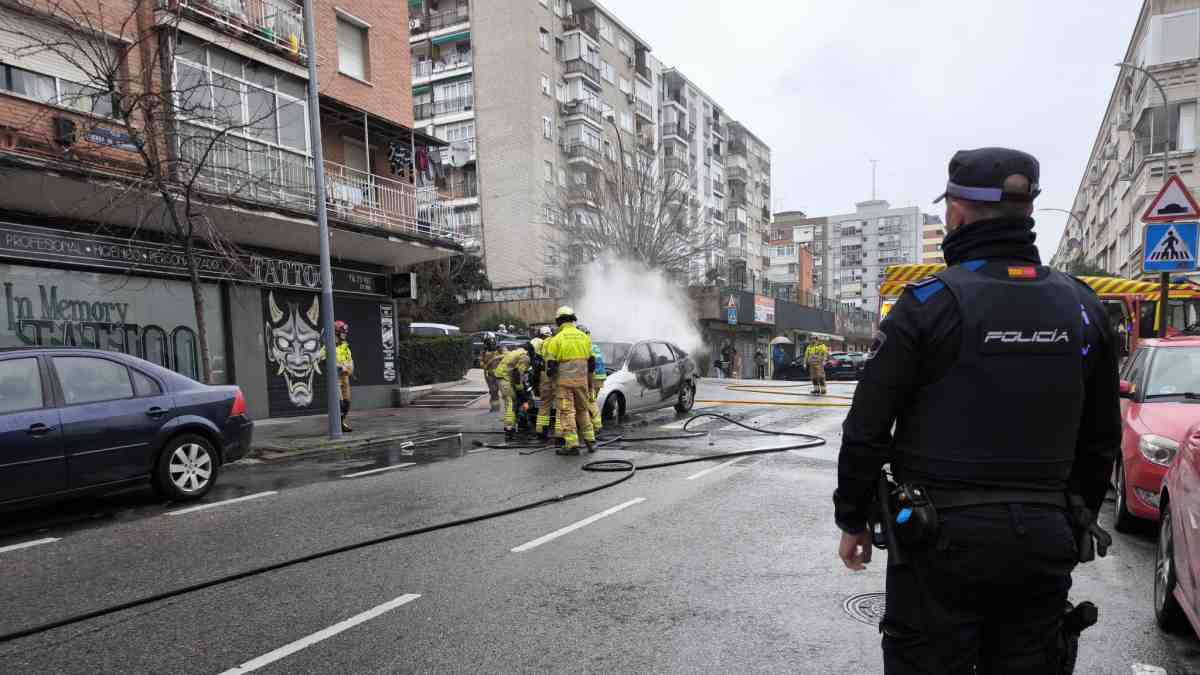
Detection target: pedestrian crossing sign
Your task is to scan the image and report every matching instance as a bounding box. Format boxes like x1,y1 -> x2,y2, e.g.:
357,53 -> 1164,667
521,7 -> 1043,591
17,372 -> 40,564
1143,222 -> 1199,272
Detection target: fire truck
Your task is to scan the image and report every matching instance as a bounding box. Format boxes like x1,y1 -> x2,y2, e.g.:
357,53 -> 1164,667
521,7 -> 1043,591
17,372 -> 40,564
877,264 -> 1200,355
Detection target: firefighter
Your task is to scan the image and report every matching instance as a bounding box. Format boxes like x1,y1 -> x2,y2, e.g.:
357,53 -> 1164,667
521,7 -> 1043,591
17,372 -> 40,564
530,336 -> 557,441
543,306 -> 595,455
495,345 -> 531,441
578,325 -> 605,433
334,321 -> 354,433
480,333 -> 503,412
804,338 -> 829,395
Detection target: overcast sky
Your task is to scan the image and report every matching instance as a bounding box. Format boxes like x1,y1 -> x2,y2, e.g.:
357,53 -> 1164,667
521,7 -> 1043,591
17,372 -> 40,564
601,0 -> 1143,260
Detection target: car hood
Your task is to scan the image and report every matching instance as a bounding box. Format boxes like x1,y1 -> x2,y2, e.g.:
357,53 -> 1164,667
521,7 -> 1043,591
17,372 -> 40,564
1132,402 -> 1200,442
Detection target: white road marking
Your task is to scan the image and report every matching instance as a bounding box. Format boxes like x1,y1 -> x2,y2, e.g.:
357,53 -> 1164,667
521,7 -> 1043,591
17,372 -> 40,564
511,498 -> 646,552
341,463 -> 417,478
166,491 -> 277,516
0,537 -> 60,554
686,457 -> 746,481
1131,664 -> 1167,675
468,447 -> 491,454
218,593 -> 421,674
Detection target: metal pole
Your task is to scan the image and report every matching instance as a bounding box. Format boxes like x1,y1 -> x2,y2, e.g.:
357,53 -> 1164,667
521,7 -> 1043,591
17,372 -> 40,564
301,0 -> 342,438
1117,62 -> 1173,338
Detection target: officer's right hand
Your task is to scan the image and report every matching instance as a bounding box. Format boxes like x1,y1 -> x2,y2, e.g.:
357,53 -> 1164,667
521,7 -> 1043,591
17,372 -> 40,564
838,531 -> 872,571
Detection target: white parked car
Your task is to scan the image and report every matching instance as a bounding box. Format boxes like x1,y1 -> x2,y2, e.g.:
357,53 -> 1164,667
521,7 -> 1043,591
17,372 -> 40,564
595,340 -> 698,421
408,322 -> 461,336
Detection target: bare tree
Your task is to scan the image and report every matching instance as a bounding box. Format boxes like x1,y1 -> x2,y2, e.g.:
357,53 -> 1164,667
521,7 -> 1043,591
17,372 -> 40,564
544,134 -> 724,290
0,0 -> 307,382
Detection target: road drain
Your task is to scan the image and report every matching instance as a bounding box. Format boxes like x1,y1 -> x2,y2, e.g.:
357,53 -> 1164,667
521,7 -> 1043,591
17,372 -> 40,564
843,592 -> 886,625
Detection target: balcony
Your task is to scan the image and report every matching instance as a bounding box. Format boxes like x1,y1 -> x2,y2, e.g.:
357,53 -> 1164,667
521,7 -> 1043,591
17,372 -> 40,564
322,161 -> 461,241
563,142 -> 602,168
566,182 -> 599,206
168,0 -> 306,62
412,53 -> 472,84
662,157 -> 688,175
635,61 -> 652,83
726,166 -> 749,183
410,6 -> 470,38
665,90 -> 686,110
726,209 -> 748,227
413,95 -> 474,121
562,13 -> 599,41
563,58 -> 601,85
711,121 -> 725,139
442,176 -> 478,201
727,139 -> 747,156
661,123 -> 690,142
561,99 -> 602,125
634,99 -> 654,122
708,206 -> 724,224
726,246 -> 747,261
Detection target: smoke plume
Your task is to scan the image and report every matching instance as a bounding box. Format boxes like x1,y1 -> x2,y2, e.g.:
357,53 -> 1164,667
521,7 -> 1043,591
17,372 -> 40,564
572,256 -> 703,355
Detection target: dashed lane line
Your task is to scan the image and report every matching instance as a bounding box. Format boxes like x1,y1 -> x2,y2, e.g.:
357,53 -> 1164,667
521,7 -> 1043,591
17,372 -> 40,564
685,457 -> 746,481
341,463 -> 417,478
218,593 -> 422,674
0,537 -> 60,555
511,498 -> 646,553
166,491 -> 278,516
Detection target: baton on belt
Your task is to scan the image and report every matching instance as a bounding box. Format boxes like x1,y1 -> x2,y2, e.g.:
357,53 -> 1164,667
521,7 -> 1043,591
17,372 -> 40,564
875,470 -> 905,566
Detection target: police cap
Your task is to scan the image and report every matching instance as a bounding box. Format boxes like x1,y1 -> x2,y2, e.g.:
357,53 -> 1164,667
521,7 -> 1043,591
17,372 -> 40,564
933,147 -> 1041,204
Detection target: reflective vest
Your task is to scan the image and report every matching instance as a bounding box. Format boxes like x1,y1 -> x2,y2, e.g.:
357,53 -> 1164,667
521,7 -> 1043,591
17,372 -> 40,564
893,263 -> 1086,490
591,344 -> 606,381
496,348 -> 530,383
805,343 -> 828,366
545,323 -> 592,387
481,350 -> 504,375
336,342 -> 354,376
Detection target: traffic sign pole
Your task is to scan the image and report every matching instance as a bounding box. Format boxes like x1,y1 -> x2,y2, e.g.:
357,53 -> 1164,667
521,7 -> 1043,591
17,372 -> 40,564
1141,177 -> 1200,338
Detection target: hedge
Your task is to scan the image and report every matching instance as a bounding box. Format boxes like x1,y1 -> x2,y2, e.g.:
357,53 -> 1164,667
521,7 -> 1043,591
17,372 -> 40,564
396,335 -> 474,386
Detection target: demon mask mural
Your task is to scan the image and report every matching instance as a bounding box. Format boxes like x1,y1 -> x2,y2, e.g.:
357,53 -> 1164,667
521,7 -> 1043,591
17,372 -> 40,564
265,292 -> 325,407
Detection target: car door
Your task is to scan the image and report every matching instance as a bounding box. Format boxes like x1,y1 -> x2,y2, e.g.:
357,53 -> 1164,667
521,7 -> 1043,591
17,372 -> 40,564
52,355 -> 173,488
625,343 -> 660,411
1174,424 -> 1200,615
650,342 -> 681,403
0,355 -> 65,502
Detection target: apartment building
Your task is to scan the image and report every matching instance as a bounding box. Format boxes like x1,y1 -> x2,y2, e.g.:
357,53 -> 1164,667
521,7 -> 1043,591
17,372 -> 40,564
773,212 -> 829,297
726,120 -> 772,290
822,201 -> 924,311
409,0 -> 771,296
0,0 -> 458,418
1051,0 -> 1200,277
765,239 -> 814,301
921,214 -> 946,264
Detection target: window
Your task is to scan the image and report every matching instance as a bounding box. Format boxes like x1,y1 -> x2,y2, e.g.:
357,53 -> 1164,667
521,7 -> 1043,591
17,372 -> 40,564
542,115 -> 553,140
54,357 -> 133,405
1146,347 -> 1200,396
540,73 -> 551,96
628,344 -> 653,370
556,82 -> 567,102
538,28 -> 550,52
1154,10 -> 1200,65
336,17 -> 368,80
601,60 -> 615,83
620,111 -> 632,131
131,370 -> 163,397
544,160 -> 553,182
558,168 -> 567,187
597,15 -> 613,42
618,77 -> 631,94
618,36 -> 632,56
554,0 -> 565,17
436,120 -> 475,143
788,263 -> 798,274
649,342 -> 675,365
1135,101 -> 1197,159
0,5 -> 117,117
0,358 -> 43,414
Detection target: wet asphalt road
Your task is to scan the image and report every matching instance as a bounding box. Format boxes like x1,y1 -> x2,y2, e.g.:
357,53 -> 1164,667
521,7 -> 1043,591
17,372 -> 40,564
0,379 -> 1197,673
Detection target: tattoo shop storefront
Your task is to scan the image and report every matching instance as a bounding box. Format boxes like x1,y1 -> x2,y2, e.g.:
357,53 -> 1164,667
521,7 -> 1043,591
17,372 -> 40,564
0,220 -> 398,420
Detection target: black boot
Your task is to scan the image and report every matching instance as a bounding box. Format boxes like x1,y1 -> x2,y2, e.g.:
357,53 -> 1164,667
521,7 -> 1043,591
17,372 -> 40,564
556,446 -> 580,456
505,428 -> 515,442
585,440 -> 596,453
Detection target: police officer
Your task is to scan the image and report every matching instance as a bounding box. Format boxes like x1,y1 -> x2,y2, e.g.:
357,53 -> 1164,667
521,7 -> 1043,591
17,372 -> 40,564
834,148 -> 1121,673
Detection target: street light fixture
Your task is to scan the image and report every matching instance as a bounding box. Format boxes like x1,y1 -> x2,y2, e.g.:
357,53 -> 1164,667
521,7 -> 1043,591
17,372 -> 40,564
1115,61 -> 1174,338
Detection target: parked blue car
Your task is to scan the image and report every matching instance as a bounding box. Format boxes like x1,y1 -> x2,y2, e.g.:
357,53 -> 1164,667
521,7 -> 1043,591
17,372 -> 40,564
0,347 -> 253,507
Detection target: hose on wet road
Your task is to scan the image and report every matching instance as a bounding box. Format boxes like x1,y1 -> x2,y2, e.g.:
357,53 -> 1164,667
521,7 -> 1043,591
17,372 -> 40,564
0,412 -> 824,647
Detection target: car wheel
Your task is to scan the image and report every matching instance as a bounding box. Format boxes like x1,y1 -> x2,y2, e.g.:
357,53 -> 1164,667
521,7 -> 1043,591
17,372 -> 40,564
675,381 -> 696,414
1114,461 -> 1140,534
1155,502 -> 1188,633
601,393 -> 623,423
153,434 -> 219,501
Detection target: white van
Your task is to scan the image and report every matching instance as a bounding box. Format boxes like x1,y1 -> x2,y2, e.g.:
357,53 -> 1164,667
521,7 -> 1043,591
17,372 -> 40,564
408,322 -> 461,336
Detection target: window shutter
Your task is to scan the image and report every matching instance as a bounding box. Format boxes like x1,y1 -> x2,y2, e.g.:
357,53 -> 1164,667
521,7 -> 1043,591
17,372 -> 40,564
336,19 -> 365,79
0,6 -> 111,86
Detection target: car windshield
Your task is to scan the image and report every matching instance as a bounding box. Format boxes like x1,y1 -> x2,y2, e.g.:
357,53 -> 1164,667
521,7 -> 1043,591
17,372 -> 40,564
595,342 -> 632,369
1145,347 -> 1200,398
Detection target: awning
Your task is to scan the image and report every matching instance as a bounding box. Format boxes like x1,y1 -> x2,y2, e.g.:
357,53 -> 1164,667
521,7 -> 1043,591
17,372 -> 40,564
431,31 -> 470,45
319,95 -> 448,147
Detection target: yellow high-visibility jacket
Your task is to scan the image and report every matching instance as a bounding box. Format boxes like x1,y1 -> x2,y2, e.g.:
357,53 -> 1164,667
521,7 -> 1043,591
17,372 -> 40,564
544,322 -> 592,387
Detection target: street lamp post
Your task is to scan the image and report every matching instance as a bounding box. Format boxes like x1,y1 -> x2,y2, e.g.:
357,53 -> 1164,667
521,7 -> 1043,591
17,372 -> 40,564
1035,208 -> 1086,268
1116,62 -> 1174,338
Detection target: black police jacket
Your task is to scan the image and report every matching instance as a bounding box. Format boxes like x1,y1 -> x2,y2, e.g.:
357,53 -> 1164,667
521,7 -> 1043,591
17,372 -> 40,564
834,217 -> 1121,535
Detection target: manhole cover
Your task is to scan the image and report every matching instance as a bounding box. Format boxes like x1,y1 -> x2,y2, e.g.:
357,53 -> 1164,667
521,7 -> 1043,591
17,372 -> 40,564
843,592 -> 886,625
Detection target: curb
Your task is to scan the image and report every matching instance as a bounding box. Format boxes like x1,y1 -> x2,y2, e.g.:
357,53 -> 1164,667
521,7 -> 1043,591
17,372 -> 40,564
248,432 -> 425,462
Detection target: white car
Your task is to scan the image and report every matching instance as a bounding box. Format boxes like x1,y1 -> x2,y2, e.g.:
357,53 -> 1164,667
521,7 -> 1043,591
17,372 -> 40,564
595,340 -> 698,421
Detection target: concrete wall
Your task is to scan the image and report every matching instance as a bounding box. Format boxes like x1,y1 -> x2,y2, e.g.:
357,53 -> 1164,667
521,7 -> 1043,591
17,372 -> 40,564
460,297 -> 560,330
226,283 -> 271,421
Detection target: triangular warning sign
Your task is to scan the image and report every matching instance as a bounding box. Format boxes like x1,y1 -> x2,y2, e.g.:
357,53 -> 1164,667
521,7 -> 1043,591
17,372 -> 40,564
1148,224 -> 1195,263
1143,175 -> 1200,222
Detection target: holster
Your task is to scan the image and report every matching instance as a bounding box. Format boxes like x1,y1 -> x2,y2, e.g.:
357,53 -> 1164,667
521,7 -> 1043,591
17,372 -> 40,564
1067,495 -> 1112,563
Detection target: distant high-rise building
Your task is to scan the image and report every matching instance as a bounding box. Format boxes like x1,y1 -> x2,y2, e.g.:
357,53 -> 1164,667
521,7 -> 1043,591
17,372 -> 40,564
822,200 -> 926,312
921,214 -> 945,264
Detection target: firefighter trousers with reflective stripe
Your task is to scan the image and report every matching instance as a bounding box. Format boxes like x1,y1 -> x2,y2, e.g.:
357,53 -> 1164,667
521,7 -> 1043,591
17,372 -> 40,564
589,377 -> 604,432
537,377 -> 557,434
882,504 -> 1076,675
558,383 -> 594,449
498,380 -> 518,430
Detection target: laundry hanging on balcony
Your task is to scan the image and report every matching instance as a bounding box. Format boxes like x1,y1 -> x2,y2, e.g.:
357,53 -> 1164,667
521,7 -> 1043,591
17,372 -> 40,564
388,141 -> 412,177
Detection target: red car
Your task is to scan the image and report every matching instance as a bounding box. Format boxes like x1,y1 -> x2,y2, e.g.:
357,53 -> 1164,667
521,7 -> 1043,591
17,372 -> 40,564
1115,336 -> 1200,533
1156,421 -> 1200,634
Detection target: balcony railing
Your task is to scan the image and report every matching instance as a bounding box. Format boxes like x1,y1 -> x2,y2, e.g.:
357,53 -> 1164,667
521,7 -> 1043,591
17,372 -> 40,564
634,99 -> 654,121
170,0 -> 306,61
727,139 -> 747,156
665,90 -> 686,107
414,95 -> 474,120
562,99 -> 602,124
662,157 -> 688,174
410,7 -> 470,36
661,123 -> 691,141
442,178 -> 479,200
635,62 -> 652,82
412,53 -> 472,81
726,166 -> 748,183
563,143 -> 602,165
562,14 -> 599,41
563,58 -> 601,84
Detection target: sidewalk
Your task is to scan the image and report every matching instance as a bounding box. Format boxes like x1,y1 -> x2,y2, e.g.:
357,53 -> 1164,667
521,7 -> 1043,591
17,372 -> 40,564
248,369 -> 495,461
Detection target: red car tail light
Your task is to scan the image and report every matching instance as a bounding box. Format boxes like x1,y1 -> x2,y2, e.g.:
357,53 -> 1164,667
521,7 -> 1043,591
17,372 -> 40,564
230,388 -> 247,418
